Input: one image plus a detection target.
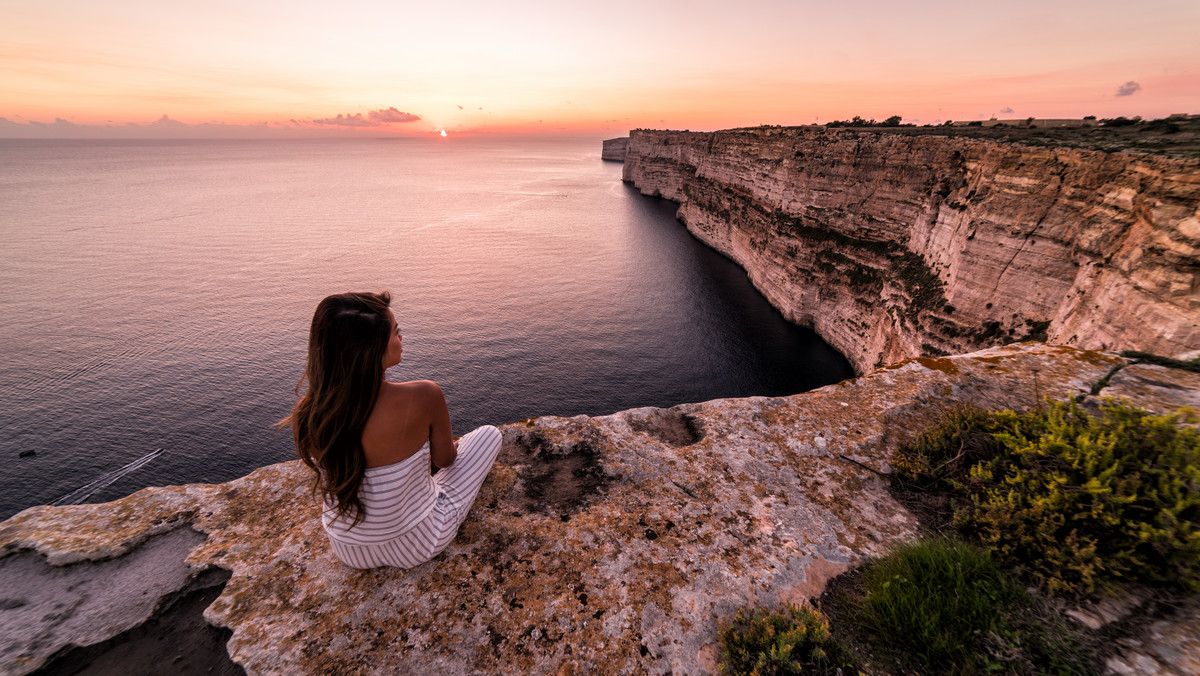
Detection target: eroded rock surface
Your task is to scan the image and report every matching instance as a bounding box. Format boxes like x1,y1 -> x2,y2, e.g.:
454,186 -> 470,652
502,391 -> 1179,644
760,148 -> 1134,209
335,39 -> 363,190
0,528 -> 206,674
2,344 -> 1195,674
1105,596 -> 1200,676
622,128 -> 1200,374
1099,362 -> 1200,413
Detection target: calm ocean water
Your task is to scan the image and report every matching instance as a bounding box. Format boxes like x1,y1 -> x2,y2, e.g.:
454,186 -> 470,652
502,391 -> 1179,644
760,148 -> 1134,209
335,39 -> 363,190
0,137 -> 853,519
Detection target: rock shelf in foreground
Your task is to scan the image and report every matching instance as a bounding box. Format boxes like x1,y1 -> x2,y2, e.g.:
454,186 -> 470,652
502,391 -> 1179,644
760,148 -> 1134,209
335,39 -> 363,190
3,343 -> 1198,674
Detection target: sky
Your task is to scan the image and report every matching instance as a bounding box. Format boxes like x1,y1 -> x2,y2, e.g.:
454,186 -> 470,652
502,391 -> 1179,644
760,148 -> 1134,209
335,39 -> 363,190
1,0 -> 1198,137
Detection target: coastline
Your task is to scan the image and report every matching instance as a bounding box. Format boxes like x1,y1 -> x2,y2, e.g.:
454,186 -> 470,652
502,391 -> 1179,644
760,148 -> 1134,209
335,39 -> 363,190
620,127 -> 1200,374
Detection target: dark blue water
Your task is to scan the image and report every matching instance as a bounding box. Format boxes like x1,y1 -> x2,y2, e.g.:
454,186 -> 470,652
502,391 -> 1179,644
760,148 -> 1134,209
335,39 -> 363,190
0,137 -> 853,519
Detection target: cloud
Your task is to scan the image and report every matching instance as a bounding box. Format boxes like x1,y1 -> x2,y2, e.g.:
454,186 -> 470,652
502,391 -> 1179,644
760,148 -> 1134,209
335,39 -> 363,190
311,107 -> 421,127
0,113 -> 425,139
457,105 -> 464,110
999,106 -> 1014,114
28,117 -> 77,127
367,107 -> 420,123
1115,81 -> 1141,97
311,112 -> 376,126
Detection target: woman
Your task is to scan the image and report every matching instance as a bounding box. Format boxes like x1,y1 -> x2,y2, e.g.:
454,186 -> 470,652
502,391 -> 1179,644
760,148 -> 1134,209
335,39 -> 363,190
281,291 -> 502,569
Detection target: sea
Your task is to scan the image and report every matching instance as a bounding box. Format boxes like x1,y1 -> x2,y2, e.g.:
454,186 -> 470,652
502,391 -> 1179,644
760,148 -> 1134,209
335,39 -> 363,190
0,136 -> 854,520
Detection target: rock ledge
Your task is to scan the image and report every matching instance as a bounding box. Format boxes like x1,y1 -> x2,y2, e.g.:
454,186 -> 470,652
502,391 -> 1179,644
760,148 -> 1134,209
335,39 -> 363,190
3,343 -> 1198,674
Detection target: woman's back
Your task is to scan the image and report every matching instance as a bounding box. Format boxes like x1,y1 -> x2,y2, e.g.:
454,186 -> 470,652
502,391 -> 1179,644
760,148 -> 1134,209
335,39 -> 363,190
287,291 -> 501,570
362,379 -> 458,470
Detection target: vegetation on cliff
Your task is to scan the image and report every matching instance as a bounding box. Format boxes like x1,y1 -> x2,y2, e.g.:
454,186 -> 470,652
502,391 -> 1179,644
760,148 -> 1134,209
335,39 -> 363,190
724,537 -> 1098,674
718,604 -> 861,675
892,399 -> 1200,596
724,398 -> 1200,674
828,539 -> 1095,674
823,115 -> 905,128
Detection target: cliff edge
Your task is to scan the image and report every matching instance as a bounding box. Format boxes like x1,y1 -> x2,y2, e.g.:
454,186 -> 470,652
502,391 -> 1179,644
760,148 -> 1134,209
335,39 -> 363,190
4,344 -> 1198,674
622,127 -> 1200,374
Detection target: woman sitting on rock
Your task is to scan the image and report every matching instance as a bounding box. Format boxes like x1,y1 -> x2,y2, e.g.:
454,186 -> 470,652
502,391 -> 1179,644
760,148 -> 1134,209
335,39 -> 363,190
281,291 -> 502,569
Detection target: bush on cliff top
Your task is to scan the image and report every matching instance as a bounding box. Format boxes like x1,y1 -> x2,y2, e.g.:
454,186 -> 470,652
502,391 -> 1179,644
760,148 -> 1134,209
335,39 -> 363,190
823,114 -> 905,128
892,399 -> 1200,596
718,604 -> 861,675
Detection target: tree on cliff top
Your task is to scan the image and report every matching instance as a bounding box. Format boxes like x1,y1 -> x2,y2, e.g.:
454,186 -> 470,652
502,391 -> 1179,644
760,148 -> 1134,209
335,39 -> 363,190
825,115 -> 903,128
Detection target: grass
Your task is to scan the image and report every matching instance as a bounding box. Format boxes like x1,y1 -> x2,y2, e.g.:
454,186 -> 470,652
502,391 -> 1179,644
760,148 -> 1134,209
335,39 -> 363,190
820,538 -> 1095,675
854,538 -> 1016,668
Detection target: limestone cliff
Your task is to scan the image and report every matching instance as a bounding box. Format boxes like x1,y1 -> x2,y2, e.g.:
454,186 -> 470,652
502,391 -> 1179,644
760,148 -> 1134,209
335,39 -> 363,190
6,344 -> 1199,674
622,128 -> 1200,374
602,137 -> 629,162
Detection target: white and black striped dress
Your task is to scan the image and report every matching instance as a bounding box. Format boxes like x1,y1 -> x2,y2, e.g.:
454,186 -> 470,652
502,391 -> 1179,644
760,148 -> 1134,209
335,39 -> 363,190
321,425 -> 502,569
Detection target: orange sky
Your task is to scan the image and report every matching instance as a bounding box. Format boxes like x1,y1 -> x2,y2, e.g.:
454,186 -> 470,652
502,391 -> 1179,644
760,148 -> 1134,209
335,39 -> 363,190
2,0 -> 1197,137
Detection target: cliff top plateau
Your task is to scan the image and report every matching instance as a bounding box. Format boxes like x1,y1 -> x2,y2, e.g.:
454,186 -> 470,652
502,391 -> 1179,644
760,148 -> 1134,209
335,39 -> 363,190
666,114 -> 1200,159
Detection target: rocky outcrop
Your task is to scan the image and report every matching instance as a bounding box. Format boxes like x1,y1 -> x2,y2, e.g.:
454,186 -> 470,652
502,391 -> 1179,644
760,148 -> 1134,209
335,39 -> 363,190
9,343 -> 1195,674
622,128 -> 1200,374
602,137 -> 629,162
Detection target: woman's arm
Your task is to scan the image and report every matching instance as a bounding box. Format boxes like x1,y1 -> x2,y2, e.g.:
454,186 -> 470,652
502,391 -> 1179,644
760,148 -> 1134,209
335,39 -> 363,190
422,381 -> 457,469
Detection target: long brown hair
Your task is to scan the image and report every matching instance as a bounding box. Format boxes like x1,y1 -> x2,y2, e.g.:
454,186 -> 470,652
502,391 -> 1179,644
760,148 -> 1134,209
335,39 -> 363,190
280,291 -> 393,526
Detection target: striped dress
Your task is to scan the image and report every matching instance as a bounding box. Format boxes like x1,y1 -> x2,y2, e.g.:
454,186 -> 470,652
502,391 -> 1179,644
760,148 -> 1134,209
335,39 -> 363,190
321,425 -> 502,569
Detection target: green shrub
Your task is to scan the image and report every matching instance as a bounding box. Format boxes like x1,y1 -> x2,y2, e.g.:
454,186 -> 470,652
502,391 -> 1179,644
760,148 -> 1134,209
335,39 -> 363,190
892,405 -> 1002,485
852,538 -> 1022,671
894,400 -> 1200,596
719,604 -> 860,675
1100,116 -> 1140,126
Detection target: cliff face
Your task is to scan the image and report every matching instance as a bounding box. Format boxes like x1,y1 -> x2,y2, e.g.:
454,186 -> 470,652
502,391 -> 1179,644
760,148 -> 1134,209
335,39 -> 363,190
622,128 -> 1200,373
601,137 -> 629,162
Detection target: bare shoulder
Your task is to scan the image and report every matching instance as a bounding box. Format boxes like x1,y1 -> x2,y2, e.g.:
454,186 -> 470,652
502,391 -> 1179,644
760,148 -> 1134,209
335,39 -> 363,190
385,380 -> 444,406
393,379 -> 441,396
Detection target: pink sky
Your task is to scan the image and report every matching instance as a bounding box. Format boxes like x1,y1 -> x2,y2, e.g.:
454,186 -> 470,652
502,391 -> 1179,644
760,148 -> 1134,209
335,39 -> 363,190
2,0 -> 1197,137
